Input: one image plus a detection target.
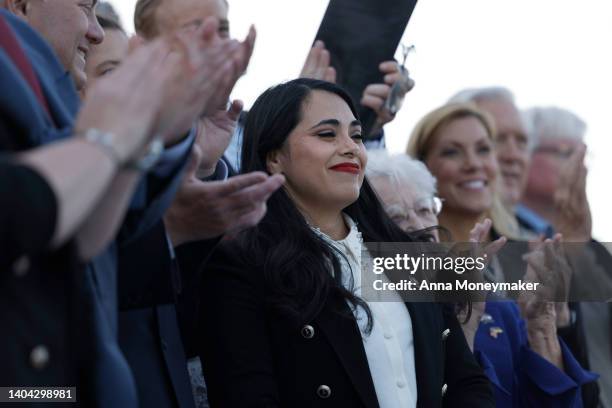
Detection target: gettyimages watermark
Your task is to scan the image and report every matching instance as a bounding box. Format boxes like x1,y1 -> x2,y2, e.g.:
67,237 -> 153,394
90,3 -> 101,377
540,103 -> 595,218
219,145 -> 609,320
358,241 -> 612,303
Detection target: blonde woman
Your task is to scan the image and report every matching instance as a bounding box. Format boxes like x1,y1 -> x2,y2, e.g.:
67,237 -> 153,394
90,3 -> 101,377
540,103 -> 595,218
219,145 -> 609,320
405,103 -> 597,407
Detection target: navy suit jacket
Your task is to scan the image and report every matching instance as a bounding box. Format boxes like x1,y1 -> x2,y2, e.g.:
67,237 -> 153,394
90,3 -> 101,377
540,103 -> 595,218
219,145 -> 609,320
0,10 -> 190,406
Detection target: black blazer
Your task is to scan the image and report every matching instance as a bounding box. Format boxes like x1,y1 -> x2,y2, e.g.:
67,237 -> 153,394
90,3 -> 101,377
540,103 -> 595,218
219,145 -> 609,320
198,244 -> 494,407
0,164 -> 57,269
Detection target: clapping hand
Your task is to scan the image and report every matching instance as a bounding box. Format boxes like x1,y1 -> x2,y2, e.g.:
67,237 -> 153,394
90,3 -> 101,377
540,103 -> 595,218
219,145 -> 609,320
154,18 -> 256,145
553,144 -> 591,242
196,100 -> 243,178
75,38 -> 180,162
164,145 -> 285,246
468,218 -> 507,261
518,234 -> 572,328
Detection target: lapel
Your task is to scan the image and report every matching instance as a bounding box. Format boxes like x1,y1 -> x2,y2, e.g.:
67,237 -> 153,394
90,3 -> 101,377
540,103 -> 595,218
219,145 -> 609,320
23,40 -> 79,136
315,295 -> 380,408
315,298 -> 446,407
0,49 -> 50,148
405,302 -> 443,407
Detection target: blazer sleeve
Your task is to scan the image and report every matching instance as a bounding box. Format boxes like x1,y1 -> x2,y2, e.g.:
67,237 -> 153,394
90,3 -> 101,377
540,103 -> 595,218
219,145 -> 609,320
0,162 -> 57,269
516,309 -> 599,408
442,304 -> 496,407
117,131 -> 195,247
198,245 -> 281,407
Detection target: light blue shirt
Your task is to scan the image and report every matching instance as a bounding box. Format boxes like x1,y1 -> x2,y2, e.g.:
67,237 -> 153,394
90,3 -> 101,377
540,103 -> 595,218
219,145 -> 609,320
515,204 -> 554,238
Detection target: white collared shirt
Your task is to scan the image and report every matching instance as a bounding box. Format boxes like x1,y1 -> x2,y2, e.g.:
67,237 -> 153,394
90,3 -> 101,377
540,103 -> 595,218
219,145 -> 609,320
312,215 -> 417,408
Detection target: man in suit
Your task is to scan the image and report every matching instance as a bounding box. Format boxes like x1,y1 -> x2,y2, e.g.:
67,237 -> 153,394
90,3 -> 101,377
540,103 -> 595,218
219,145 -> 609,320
0,1 -> 257,405
76,3 -> 284,407
0,6 -> 187,404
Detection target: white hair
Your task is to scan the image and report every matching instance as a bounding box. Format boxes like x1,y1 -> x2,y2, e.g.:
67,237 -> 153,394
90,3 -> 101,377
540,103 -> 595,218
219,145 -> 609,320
448,86 -> 540,151
366,149 -> 437,197
448,86 -> 516,105
523,106 -> 586,148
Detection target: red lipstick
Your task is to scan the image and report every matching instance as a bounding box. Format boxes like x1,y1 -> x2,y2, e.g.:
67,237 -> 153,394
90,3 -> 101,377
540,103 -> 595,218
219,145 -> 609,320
329,162 -> 360,174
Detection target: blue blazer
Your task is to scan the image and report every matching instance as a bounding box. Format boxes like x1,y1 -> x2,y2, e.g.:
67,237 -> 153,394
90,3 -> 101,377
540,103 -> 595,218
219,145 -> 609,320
0,10 -> 190,407
475,301 -> 598,407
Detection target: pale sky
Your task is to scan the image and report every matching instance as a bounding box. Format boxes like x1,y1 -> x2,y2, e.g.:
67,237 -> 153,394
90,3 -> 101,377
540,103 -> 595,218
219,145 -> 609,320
110,0 -> 612,241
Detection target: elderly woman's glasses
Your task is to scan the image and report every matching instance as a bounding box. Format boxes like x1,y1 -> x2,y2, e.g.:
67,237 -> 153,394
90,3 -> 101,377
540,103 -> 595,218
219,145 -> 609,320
388,196 -> 444,227
408,196 -> 443,218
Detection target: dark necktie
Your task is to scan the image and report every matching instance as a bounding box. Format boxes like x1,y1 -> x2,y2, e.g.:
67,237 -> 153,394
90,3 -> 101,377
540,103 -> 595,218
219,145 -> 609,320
0,14 -> 52,118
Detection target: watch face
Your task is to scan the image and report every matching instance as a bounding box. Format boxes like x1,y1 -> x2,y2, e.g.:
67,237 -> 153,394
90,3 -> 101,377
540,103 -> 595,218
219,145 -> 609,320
138,138 -> 165,171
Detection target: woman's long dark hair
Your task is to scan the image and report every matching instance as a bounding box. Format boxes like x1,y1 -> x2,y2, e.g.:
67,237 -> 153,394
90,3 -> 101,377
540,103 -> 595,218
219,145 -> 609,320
235,78 -> 427,331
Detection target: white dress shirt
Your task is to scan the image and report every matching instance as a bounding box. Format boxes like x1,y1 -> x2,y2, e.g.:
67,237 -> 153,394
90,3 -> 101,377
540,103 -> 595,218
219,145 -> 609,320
312,214 -> 417,408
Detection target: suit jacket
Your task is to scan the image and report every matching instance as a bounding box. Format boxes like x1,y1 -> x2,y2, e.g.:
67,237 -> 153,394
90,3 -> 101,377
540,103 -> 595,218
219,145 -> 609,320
198,243 -> 494,407
117,221 -> 222,408
0,10 -> 190,406
0,10 -> 84,393
0,164 -> 57,269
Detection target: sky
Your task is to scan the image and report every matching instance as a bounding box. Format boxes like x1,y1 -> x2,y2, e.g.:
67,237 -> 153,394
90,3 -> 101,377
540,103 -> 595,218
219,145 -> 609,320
109,0 -> 612,241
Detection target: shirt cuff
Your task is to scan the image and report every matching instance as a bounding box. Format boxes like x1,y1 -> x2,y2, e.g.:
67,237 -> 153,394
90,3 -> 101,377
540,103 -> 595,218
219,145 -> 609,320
151,128 -> 196,178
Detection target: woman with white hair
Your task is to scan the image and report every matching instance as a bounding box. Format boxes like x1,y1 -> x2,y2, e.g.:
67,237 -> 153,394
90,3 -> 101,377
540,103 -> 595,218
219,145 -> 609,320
366,150 -> 442,240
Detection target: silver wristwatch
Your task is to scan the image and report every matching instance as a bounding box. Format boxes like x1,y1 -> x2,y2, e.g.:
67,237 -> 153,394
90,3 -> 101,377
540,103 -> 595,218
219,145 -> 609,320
123,137 -> 164,172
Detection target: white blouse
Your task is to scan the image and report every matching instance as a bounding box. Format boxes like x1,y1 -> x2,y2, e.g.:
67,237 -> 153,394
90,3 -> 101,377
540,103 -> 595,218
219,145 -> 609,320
311,214 -> 417,408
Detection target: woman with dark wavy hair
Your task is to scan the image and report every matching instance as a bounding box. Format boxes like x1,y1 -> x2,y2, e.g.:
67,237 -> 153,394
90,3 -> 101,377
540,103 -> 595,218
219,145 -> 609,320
197,78 -> 493,407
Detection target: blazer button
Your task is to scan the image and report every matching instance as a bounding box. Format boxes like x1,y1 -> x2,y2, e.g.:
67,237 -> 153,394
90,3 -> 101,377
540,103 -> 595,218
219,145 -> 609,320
30,345 -> 50,370
441,383 -> 448,396
301,324 -> 315,339
317,385 -> 331,399
442,328 -> 450,340
13,255 -> 30,277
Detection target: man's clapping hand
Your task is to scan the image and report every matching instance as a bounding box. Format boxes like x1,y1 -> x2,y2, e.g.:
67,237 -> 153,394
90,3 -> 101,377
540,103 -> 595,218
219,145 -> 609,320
164,146 -> 284,246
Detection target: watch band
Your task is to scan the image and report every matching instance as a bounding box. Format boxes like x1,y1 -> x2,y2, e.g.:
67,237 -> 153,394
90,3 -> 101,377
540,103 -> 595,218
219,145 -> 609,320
123,137 -> 164,172
83,128 -> 122,165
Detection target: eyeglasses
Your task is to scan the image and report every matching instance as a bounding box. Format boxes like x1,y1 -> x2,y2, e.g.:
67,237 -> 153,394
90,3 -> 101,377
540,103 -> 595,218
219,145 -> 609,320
534,146 -> 575,159
409,196 -> 443,217
387,196 -> 444,225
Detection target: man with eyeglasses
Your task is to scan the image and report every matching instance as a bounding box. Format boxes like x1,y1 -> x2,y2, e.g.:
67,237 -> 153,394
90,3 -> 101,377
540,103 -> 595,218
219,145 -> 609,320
522,106 -> 612,408
521,106 -> 588,239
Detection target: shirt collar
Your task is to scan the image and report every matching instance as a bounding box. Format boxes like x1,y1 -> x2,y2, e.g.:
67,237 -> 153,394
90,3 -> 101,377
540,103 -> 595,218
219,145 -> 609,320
310,213 -> 363,261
